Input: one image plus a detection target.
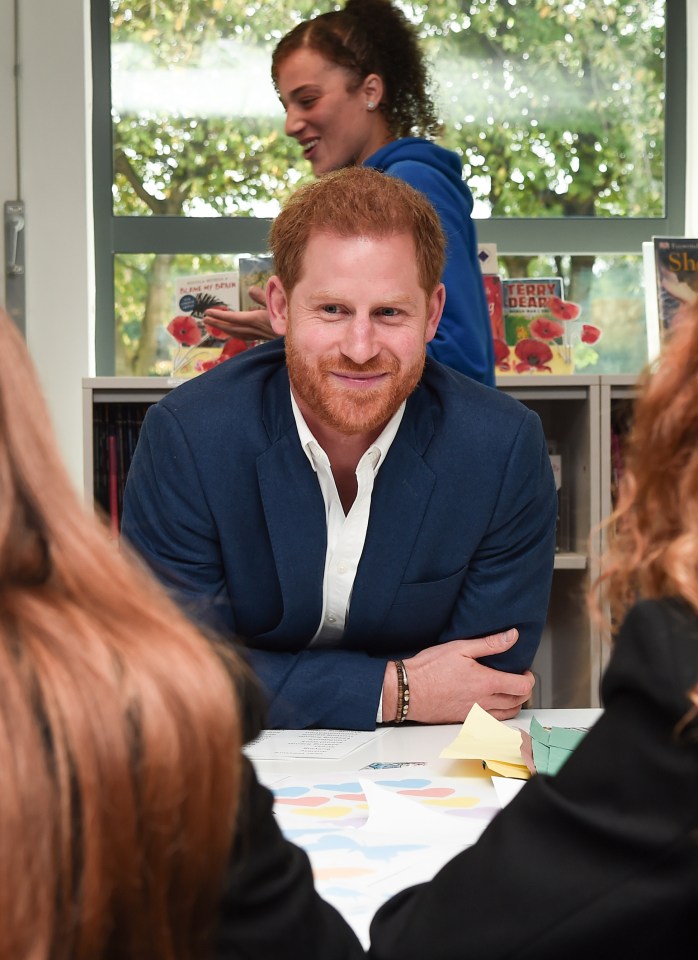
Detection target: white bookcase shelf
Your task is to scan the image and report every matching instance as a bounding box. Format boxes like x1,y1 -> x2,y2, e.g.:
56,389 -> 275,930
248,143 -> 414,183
496,375 -> 602,709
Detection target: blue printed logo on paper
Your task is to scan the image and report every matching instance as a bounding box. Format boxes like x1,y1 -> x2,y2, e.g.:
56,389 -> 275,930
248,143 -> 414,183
179,294 -> 196,313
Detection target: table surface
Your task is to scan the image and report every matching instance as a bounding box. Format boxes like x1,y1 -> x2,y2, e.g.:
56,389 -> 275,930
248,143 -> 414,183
251,709 -> 603,947
251,709 -> 602,947
253,708 -> 603,780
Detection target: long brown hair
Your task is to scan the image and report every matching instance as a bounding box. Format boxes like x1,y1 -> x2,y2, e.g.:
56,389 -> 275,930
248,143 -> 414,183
271,0 -> 442,139
0,308 -> 242,960
591,300 -> 698,714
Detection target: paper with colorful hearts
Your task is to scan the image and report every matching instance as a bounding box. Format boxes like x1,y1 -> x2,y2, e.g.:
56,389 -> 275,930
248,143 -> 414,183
272,769 -> 500,835
270,768 -> 502,948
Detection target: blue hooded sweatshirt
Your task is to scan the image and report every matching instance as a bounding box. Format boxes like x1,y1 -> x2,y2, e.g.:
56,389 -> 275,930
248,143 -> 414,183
364,137 -> 495,386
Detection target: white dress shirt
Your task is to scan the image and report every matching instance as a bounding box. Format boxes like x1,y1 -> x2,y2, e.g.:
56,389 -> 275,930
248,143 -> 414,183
290,391 -> 406,722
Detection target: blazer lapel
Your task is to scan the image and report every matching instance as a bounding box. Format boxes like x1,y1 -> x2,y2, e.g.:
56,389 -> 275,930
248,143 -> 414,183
256,424 -> 327,639
345,396 -> 436,639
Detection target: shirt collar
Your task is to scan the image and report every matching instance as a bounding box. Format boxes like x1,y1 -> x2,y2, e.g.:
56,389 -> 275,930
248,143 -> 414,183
290,389 -> 406,475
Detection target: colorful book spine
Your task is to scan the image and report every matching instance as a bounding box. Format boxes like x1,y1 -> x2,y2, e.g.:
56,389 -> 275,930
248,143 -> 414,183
482,275 -> 504,341
108,433 -> 119,540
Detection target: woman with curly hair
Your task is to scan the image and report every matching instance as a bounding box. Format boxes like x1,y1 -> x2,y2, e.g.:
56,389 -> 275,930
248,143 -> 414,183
207,0 -> 494,385
367,299 -> 698,956
0,305 -> 362,960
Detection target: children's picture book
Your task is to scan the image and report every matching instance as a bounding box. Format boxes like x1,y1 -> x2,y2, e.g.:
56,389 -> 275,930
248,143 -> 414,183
167,271 -> 243,377
175,271 -> 240,316
499,277 -> 572,375
495,278 -> 604,376
238,254 -> 275,347
502,277 -> 564,345
651,236 -> 698,334
238,253 -> 275,311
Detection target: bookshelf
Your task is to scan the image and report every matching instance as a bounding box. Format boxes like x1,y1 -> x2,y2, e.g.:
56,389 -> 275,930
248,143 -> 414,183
496,375 -> 602,709
82,377 -> 178,531
83,372 -> 634,710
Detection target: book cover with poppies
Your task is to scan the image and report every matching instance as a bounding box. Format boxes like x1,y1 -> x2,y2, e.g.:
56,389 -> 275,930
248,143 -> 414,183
168,271 -> 242,377
499,278 -> 572,374
502,277 -> 563,343
652,236 -> 698,334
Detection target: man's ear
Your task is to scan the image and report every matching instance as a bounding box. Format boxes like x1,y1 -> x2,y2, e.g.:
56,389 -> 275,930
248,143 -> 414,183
425,283 -> 446,343
267,276 -> 290,335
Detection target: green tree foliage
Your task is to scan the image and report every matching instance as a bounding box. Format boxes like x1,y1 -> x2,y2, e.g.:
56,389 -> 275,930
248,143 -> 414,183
112,0 -> 665,219
109,0 -> 665,373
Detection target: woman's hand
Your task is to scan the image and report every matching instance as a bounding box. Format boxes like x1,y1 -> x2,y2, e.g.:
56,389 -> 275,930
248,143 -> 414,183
204,286 -> 275,341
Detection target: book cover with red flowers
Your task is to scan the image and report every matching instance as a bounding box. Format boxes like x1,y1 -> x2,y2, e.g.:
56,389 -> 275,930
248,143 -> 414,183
499,278 -> 571,375
168,271 -> 242,377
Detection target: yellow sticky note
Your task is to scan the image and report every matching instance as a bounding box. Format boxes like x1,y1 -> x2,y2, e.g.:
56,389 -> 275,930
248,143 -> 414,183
440,703 -> 530,779
484,759 -> 530,780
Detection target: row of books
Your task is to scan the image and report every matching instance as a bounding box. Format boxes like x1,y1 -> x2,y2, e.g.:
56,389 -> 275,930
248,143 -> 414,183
167,237 -> 698,382
480,236 -> 698,376
93,402 -> 153,537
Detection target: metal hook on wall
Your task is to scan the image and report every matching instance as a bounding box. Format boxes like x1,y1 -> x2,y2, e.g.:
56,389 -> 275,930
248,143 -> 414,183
4,200 -> 26,334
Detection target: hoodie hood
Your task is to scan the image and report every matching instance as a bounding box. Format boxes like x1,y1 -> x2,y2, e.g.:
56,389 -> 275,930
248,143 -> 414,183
363,137 -> 473,215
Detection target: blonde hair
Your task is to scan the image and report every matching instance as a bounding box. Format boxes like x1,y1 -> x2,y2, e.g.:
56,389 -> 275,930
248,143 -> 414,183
591,301 -> 698,716
0,309 -> 242,959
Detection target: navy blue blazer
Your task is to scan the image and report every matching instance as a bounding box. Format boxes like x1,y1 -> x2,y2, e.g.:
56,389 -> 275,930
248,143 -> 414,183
122,340 -> 556,729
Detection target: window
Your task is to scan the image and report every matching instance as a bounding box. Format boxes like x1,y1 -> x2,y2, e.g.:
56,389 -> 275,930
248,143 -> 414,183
92,0 -> 686,376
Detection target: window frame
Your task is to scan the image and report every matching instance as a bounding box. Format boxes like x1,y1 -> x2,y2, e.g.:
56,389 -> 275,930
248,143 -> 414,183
91,0 -> 687,375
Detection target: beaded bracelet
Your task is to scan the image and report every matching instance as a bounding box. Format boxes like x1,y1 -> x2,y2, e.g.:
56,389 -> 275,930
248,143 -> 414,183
393,659 -> 410,723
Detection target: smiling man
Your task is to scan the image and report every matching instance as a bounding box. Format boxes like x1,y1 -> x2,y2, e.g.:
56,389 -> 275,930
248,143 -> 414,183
122,167 -> 557,730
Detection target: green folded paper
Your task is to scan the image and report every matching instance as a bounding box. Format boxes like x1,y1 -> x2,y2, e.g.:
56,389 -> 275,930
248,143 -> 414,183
530,715 -> 587,775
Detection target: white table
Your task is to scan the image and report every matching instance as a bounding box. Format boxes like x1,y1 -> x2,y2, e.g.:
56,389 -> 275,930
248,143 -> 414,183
252,708 -> 602,780
250,709 -> 602,947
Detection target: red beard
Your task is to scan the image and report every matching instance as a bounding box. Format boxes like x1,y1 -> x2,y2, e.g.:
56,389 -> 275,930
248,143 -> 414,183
285,338 -> 426,436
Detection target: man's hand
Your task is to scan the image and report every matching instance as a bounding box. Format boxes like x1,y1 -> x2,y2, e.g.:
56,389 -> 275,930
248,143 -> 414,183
204,287 -> 275,341
382,629 -> 534,724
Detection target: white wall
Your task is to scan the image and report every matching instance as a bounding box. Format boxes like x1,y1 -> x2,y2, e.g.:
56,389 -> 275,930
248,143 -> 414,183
1,0 -> 93,492
0,1 -> 18,298
0,0 -> 696,491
